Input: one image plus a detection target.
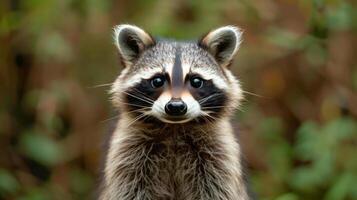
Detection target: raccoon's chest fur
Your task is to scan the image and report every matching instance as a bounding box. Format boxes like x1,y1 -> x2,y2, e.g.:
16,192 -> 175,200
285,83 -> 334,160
101,122 -> 248,200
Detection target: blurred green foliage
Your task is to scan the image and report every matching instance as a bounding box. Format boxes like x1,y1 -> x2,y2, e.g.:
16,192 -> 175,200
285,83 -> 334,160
0,0 -> 356,199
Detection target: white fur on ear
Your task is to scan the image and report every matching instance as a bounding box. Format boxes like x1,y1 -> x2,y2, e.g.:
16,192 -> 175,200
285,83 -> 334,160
199,26 -> 242,67
113,24 -> 155,67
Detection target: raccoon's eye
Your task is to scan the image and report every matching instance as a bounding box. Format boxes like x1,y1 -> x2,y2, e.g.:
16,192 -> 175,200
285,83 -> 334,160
190,77 -> 204,88
151,76 -> 165,88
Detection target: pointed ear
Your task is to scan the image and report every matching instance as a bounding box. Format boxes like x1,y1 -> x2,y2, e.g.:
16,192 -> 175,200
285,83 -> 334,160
113,24 -> 155,67
199,26 -> 242,67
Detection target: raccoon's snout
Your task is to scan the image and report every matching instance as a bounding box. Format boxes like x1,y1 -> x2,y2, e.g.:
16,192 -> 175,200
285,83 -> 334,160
165,98 -> 187,116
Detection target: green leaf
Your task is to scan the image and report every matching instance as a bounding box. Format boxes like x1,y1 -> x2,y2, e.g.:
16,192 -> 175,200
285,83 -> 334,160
18,131 -> 64,167
325,172 -> 355,200
275,193 -> 299,200
0,12 -> 21,35
269,143 -> 292,181
323,117 -> 357,142
258,117 -> 284,141
304,42 -> 327,67
327,2 -> 354,30
35,32 -> 73,62
17,187 -> 52,200
294,121 -> 320,160
353,66 -> 357,91
265,28 -> 301,50
290,167 -> 315,192
70,169 -> 94,197
0,169 -> 19,195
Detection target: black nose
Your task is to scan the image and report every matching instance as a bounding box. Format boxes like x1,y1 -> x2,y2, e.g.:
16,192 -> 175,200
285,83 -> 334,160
165,99 -> 187,116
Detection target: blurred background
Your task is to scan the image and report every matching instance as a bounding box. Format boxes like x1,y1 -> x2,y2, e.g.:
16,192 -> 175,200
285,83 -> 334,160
0,0 -> 356,199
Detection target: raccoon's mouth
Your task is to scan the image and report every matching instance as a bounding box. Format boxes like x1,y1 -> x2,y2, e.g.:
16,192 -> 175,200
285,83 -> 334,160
158,116 -> 193,124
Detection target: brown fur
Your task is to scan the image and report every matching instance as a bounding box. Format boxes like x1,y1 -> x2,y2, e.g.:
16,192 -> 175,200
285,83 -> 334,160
100,115 -> 249,200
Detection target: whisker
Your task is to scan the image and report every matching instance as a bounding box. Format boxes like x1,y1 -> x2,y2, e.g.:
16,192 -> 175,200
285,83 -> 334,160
201,106 -> 227,109
122,91 -> 154,105
88,83 -> 113,89
128,90 -> 155,103
199,94 -> 218,103
100,107 -> 148,123
126,113 -> 148,127
242,90 -> 266,98
126,107 -> 151,114
101,107 -> 152,124
100,115 -> 119,123
123,91 -> 154,103
203,115 -> 215,124
204,113 -> 219,122
199,112 -> 217,125
199,93 -> 223,104
115,101 -> 151,108
132,88 -> 155,102
236,107 -> 246,113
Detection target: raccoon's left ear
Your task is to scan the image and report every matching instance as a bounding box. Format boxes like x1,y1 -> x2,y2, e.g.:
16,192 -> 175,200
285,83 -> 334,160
199,26 -> 242,67
114,24 -> 155,67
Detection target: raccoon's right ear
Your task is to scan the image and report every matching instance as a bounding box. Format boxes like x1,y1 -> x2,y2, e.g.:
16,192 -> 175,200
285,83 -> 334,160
199,26 -> 242,68
114,24 -> 155,67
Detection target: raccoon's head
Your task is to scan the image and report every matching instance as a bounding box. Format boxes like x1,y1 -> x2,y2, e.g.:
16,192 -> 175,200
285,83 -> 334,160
111,24 -> 243,125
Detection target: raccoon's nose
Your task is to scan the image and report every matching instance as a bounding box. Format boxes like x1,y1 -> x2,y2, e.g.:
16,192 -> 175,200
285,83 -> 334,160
165,99 -> 187,116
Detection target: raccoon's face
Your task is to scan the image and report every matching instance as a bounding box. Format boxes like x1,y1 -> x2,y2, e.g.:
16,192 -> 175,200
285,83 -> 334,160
111,25 -> 243,124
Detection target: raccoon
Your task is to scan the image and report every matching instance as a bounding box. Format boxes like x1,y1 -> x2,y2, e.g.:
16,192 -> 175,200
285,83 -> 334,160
99,24 -> 250,200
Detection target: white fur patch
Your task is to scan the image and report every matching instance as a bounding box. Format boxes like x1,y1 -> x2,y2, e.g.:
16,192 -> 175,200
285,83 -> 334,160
111,67 -> 163,95
151,91 -> 171,118
181,92 -> 201,118
165,61 -> 175,80
150,91 -> 201,123
181,62 -> 191,81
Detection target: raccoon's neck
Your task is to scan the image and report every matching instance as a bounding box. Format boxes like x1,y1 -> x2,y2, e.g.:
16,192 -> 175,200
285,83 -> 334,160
101,115 -> 248,200
115,113 -> 229,139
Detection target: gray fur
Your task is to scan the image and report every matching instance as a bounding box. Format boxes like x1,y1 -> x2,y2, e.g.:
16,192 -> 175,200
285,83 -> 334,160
122,41 -> 224,79
100,25 -> 249,200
